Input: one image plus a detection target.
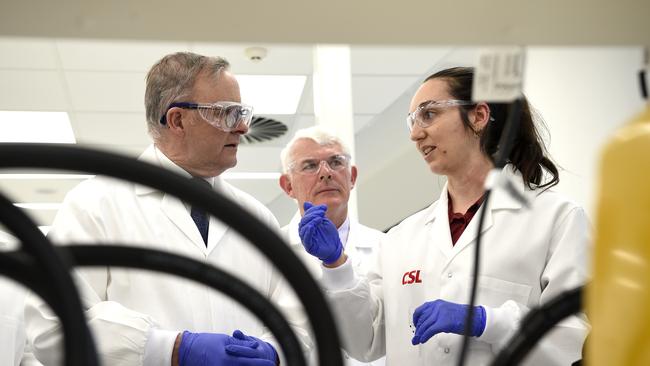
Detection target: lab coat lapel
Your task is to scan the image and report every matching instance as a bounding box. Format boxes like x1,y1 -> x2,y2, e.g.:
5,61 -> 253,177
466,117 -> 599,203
430,188 -> 455,259
450,201 -> 494,256
205,178 -> 232,254
161,193 -> 207,250
449,167 -> 524,261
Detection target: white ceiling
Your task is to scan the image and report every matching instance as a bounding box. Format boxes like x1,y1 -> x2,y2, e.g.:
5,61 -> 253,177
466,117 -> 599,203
0,37 -> 457,227
0,0 -> 648,232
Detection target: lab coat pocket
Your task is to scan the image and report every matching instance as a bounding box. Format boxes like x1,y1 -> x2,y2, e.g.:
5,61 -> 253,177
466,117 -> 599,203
471,275 -> 532,308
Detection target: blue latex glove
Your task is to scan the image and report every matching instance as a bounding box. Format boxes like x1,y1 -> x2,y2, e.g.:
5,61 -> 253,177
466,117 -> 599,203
298,202 -> 343,264
411,299 -> 486,345
178,331 -> 276,366
225,329 -> 278,363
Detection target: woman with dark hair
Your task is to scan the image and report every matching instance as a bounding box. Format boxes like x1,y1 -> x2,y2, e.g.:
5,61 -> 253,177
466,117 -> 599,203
297,67 -> 590,365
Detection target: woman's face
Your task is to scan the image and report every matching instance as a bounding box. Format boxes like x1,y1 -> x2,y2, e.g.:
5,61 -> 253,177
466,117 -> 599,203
408,78 -> 481,176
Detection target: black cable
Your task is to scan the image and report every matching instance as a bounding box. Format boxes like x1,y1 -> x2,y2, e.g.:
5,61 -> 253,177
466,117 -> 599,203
489,286 -> 583,366
0,143 -> 344,366
457,99 -> 524,366
64,244 -> 306,366
0,192 -> 98,366
0,251 -> 59,308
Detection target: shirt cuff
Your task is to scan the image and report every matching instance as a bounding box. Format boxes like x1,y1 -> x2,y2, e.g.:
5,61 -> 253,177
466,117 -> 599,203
477,300 -> 521,347
320,257 -> 358,291
143,328 -> 179,366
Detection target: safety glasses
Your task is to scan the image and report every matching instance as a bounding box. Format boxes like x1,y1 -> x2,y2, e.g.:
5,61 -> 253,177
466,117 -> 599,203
288,154 -> 351,175
160,101 -> 254,132
406,99 -> 474,132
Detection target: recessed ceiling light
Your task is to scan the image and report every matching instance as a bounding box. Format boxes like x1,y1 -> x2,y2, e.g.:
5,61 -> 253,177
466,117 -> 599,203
0,111 -> 76,143
236,75 -> 306,114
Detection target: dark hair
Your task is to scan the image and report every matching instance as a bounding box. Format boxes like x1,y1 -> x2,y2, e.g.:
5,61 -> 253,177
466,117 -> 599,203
424,67 -> 559,190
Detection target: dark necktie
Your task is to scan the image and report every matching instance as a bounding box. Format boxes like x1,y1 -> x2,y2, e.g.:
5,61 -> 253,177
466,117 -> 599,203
190,177 -> 210,246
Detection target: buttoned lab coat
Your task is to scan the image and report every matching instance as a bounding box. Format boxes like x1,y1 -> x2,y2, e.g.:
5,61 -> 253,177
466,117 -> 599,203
282,214 -> 386,366
25,145 -> 310,366
321,167 -> 590,366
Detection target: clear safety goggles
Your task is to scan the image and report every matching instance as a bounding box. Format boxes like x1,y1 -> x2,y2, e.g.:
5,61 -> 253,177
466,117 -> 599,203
288,154 -> 351,175
406,99 -> 474,132
160,101 -> 254,132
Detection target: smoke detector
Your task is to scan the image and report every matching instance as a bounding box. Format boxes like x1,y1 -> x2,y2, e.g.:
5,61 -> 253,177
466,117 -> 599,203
245,47 -> 268,63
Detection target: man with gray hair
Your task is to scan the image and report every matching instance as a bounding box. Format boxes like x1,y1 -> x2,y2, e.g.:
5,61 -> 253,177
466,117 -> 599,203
279,126 -> 386,366
25,52 -> 309,366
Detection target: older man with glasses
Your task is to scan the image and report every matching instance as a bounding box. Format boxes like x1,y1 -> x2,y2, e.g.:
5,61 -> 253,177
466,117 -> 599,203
278,126 -> 386,366
25,52 -> 310,366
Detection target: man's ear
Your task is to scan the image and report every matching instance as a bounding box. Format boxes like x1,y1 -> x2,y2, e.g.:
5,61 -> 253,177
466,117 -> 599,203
166,108 -> 186,135
350,166 -> 358,189
279,174 -> 294,198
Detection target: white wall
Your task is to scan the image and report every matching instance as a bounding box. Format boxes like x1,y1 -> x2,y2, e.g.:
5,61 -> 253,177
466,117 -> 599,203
524,47 -> 646,218
357,47 -> 646,230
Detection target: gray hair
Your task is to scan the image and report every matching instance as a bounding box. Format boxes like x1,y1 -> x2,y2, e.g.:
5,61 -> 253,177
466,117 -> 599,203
280,126 -> 352,173
145,52 -> 230,140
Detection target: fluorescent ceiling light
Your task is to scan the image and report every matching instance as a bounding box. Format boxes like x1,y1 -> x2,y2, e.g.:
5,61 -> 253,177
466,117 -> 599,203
14,203 -> 62,210
0,174 -> 94,180
0,111 -> 76,143
222,172 -> 281,180
236,75 -> 306,114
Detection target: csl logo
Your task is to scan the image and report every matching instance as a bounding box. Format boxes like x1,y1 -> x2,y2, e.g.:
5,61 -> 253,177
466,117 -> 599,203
402,270 -> 422,285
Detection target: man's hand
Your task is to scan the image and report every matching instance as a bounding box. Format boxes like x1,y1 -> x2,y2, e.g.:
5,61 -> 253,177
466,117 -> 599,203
176,331 -> 277,366
298,202 -> 343,265
225,330 -> 278,363
411,299 -> 486,345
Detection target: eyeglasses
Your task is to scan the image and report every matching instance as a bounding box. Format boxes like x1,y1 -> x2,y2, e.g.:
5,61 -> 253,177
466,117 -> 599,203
406,99 -> 474,132
288,154 -> 351,175
160,101 -> 254,132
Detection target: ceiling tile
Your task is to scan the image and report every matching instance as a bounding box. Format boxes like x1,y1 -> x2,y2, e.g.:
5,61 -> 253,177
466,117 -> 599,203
65,71 -> 146,111
0,37 -> 59,69
192,43 -> 314,75
0,70 -> 68,110
352,75 -> 420,114
72,112 -> 150,147
350,46 -> 453,75
56,39 -> 190,71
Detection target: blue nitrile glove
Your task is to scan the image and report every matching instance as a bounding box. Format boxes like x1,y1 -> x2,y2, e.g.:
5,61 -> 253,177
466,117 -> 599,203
411,299 -> 486,345
298,201 -> 343,265
225,329 -> 278,363
178,331 -> 276,366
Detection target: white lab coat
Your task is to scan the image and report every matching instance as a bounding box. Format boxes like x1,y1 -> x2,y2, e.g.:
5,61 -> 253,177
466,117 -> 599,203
281,214 -> 386,366
321,167 -> 590,366
0,232 -> 26,366
24,145 -> 310,366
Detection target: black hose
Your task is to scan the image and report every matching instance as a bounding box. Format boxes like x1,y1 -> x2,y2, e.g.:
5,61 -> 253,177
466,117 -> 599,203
64,244 -> 306,366
489,286 -> 583,366
0,143 -> 343,366
0,193 -> 98,366
0,251 -> 59,308
457,99 -> 525,366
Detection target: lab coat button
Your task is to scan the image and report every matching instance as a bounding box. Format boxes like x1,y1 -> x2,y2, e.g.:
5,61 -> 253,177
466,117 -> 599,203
444,347 -> 450,353
447,272 -> 453,278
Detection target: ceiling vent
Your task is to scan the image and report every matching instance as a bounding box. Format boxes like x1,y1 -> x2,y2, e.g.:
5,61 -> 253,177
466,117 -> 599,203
241,116 -> 288,144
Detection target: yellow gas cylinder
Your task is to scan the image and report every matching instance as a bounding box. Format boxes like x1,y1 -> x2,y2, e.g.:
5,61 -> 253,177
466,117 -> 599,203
587,103 -> 650,365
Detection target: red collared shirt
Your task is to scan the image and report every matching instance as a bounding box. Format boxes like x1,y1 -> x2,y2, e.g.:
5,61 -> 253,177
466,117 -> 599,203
448,193 -> 484,245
